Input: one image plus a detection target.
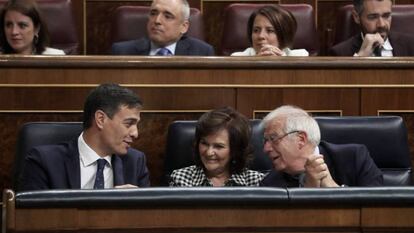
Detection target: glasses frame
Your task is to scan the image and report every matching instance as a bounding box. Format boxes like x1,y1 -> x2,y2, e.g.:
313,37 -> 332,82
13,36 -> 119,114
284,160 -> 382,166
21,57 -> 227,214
263,130 -> 300,145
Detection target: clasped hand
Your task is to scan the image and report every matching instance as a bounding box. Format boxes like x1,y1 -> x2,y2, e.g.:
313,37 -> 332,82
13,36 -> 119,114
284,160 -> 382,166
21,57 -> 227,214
303,154 -> 339,187
357,33 -> 384,57
257,44 -> 284,56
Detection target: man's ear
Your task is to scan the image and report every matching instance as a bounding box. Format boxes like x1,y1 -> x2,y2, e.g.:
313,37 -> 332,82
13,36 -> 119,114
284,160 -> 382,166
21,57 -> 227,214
297,131 -> 307,149
352,9 -> 361,25
94,110 -> 107,129
180,20 -> 189,35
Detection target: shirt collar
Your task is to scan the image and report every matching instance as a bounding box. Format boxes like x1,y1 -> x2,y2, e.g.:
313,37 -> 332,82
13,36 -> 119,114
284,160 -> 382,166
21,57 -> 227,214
383,37 -> 393,51
314,146 -> 319,155
78,132 -> 112,167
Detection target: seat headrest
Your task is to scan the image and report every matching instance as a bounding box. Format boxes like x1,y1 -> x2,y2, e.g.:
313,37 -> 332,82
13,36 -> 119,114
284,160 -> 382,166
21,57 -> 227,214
14,122 -> 83,190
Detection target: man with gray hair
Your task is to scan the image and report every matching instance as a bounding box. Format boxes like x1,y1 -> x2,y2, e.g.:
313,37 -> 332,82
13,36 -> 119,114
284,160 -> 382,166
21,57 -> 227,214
260,105 -> 383,187
329,0 -> 414,56
111,0 -> 214,55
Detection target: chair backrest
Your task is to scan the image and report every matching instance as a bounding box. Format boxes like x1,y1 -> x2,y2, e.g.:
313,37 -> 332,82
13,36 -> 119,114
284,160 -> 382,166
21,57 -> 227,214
111,5 -> 205,45
161,119 -> 272,185
333,4 -> 414,46
0,0 -> 79,54
14,122 -> 83,191
220,3 -> 319,55
315,116 -> 412,186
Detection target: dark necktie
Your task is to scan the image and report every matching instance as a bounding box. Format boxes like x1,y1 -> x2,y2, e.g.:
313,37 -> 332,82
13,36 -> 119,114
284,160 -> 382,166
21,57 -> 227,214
156,47 -> 172,56
283,173 -> 303,187
373,46 -> 382,57
93,159 -> 107,189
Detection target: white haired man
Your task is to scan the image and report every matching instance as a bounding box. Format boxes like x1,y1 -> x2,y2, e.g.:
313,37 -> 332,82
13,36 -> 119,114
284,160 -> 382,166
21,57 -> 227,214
260,105 -> 383,187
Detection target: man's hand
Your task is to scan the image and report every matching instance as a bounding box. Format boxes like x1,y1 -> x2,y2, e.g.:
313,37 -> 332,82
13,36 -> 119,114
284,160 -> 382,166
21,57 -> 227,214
304,154 -> 339,187
357,33 -> 384,57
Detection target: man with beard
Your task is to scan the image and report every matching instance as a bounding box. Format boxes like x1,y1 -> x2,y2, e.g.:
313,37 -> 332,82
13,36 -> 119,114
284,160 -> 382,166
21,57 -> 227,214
329,0 -> 414,56
111,0 -> 214,56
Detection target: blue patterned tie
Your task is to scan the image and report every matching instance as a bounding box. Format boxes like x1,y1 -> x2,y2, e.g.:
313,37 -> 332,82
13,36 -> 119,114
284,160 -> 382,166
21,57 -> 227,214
93,159 -> 107,189
156,47 -> 172,56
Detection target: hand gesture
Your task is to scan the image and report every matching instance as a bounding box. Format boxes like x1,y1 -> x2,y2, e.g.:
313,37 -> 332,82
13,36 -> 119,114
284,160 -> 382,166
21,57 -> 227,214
357,33 -> 384,57
257,44 -> 284,56
304,154 -> 339,187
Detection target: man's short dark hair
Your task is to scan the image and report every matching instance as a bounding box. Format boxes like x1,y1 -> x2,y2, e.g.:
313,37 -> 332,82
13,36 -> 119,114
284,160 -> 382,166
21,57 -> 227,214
353,0 -> 392,15
83,83 -> 143,129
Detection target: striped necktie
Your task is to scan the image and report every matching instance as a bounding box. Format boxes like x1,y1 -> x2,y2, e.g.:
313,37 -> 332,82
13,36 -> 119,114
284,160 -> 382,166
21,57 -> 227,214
156,47 -> 172,56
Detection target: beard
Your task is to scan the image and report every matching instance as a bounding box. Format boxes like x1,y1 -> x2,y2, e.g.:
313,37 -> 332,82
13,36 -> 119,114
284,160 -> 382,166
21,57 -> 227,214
361,24 -> 390,40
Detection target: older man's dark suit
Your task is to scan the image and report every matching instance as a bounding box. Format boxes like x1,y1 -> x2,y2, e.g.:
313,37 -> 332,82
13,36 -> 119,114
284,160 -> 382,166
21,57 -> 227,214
111,35 -> 214,55
260,141 -> 383,187
20,139 -> 150,191
329,32 -> 414,56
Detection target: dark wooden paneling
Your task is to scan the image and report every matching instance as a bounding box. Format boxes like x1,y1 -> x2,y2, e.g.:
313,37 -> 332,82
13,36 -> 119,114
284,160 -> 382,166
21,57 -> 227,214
11,206 -> 360,232
316,0 -> 351,55
86,0 -> 152,55
237,88 -> 360,117
72,0 -> 85,54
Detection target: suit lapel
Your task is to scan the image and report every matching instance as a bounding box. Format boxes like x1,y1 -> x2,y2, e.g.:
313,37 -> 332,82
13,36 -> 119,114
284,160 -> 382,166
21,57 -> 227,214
112,155 -> 125,186
64,140 -> 81,189
351,35 -> 363,55
389,33 -> 404,56
135,38 -> 151,55
175,36 -> 189,55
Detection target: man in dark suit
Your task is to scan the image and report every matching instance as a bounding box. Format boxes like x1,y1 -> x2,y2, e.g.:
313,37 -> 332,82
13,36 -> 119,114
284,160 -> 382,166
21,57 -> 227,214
20,84 -> 150,191
260,105 -> 383,188
111,0 -> 214,56
329,0 -> 414,56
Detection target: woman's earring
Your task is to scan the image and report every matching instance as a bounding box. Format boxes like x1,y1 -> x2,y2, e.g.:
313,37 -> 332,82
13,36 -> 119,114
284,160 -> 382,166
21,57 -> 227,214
33,34 -> 39,45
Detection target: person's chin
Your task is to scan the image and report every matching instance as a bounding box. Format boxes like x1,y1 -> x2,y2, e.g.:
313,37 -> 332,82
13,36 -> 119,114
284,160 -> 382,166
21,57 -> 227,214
11,45 -> 23,51
273,162 -> 284,171
203,163 -> 218,171
115,147 -> 129,155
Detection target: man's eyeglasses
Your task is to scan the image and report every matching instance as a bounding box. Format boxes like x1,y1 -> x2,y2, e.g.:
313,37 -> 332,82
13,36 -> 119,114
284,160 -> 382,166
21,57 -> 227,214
263,131 -> 299,145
